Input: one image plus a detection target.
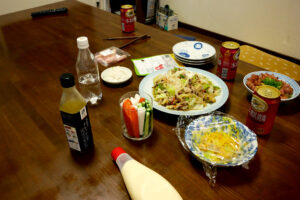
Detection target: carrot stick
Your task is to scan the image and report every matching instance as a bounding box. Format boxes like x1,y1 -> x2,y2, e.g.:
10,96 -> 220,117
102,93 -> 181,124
139,97 -> 145,103
122,99 -> 134,137
128,107 -> 140,138
122,98 -> 140,138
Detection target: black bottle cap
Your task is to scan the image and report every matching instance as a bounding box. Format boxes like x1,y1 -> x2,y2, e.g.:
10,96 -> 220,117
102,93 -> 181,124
60,73 -> 75,88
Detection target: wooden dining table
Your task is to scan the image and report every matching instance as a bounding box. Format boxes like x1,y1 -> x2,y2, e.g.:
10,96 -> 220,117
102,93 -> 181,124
0,1 -> 299,199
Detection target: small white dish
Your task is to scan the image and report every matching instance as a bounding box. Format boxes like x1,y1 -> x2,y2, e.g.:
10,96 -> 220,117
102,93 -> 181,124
101,66 -> 132,84
172,41 -> 216,61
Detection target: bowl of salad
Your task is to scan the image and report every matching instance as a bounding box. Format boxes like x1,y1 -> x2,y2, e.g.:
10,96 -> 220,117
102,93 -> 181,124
184,113 -> 258,167
243,71 -> 300,101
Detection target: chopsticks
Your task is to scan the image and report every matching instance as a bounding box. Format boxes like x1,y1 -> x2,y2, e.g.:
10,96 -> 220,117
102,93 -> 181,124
118,34 -> 151,49
103,35 -> 150,40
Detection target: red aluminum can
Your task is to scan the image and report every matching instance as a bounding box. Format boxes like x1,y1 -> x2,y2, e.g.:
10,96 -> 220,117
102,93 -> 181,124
217,41 -> 240,80
246,85 -> 281,135
121,5 -> 135,33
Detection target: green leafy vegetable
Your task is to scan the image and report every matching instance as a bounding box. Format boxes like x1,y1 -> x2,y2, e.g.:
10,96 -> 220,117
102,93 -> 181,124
213,86 -> 220,90
157,83 -> 165,90
262,78 -> 282,89
167,86 -> 175,96
179,74 -> 185,79
203,84 -> 209,91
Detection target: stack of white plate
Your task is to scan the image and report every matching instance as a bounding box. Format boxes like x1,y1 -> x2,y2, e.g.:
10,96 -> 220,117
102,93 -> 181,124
172,41 -> 216,66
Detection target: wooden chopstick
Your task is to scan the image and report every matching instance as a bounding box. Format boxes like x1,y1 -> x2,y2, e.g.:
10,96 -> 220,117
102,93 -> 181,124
118,34 -> 150,49
103,35 -> 150,40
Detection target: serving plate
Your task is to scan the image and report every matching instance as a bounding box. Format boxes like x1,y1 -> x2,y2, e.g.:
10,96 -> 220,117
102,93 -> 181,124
185,114 -> 258,167
138,67 -> 229,116
172,41 -> 216,60
243,71 -> 300,102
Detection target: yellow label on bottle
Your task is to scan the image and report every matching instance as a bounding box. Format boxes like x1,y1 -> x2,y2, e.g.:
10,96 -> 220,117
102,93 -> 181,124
251,95 -> 268,112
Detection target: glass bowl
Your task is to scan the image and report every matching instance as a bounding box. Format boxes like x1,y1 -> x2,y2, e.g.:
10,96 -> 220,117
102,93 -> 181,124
119,91 -> 153,141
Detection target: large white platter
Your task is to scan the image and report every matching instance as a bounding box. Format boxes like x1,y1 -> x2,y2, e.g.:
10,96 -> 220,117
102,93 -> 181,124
243,71 -> 300,102
172,41 -> 216,61
139,67 -> 229,116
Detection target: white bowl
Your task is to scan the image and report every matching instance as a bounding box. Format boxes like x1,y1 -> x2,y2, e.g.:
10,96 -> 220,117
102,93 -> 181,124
243,71 -> 300,102
101,66 -> 132,85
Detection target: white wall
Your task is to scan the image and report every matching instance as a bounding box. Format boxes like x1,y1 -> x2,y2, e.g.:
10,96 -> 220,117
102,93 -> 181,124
77,0 -> 96,7
160,0 -> 300,60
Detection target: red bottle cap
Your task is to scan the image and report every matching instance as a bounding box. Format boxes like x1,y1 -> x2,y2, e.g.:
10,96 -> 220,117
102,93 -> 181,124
111,147 -> 127,161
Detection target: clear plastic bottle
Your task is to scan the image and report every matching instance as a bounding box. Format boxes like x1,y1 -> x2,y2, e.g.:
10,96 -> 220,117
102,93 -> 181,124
76,36 -> 102,105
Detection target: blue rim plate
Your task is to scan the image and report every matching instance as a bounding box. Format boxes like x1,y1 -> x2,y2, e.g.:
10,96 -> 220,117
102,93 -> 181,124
172,41 -> 216,60
174,55 -> 215,65
243,71 -> 300,102
138,67 -> 229,116
185,115 -> 258,167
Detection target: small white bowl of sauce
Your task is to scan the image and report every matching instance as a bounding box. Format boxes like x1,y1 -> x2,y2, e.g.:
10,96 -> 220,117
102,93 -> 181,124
101,66 -> 132,85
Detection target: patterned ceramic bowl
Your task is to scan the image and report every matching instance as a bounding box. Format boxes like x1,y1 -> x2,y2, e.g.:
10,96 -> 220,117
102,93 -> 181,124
243,71 -> 300,102
185,114 -> 258,167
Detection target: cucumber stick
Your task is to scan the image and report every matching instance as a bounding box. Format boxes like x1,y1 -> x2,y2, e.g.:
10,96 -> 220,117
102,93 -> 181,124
137,99 -> 152,137
143,112 -> 150,136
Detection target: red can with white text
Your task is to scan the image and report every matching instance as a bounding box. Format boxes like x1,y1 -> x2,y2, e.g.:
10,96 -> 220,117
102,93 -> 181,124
217,41 -> 240,80
121,5 -> 135,33
246,85 -> 281,135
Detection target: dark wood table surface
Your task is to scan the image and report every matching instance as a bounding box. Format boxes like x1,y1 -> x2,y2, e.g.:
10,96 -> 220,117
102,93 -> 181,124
0,1 -> 299,199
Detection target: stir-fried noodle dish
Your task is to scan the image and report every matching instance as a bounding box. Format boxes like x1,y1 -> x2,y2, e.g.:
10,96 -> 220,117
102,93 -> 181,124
152,68 -> 221,110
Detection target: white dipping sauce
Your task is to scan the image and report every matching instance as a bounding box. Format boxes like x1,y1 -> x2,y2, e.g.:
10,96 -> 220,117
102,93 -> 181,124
101,66 -> 132,84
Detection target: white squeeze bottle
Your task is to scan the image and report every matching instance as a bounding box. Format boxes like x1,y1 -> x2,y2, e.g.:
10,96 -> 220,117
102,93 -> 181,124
111,147 -> 183,200
76,36 -> 102,105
